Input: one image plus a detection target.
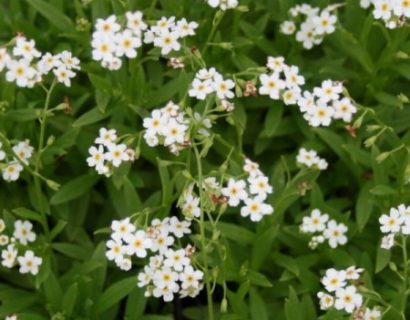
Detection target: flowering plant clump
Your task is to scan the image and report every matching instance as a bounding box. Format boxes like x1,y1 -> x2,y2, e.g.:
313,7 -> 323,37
2,1 -> 410,319
280,4 -> 338,49
0,218 -> 42,275
360,0 -> 410,29
0,36 -> 80,87
300,209 -> 348,249
296,148 -> 328,170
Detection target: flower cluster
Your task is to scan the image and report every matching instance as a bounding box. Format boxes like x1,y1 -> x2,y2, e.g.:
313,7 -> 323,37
91,12 -> 198,70
143,102 -> 190,154
1,140 -> 33,182
297,80 -> 357,127
87,128 -> 133,176
379,204 -> 410,250
360,0 -> 409,29
189,67 -> 236,103
1,219 -> 43,275
280,4 -> 337,49
258,56 -> 305,105
91,13 -> 145,70
300,209 -> 348,249
296,148 -> 328,170
0,36 -> 80,88
206,0 -> 238,10
106,217 -> 203,301
222,158 -> 274,222
144,16 -> 198,55
318,266 -> 365,314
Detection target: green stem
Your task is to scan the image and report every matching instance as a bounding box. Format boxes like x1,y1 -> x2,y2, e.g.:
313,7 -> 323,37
34,80 -> 57,239
193,144 -> 214,320
401,235 -> 409,318
202,11 -> 225,56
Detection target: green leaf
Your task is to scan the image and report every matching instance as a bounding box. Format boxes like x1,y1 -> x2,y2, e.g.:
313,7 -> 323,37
261,103 -> 284,138
355,183 -> 374,231
249,288 -> 268,320
215,221 -> 255,245
247,270 -> 272,287
26,0 -> 75,31
72,108 -> 113,127
62,283 -> 78,317
375,246 -> 391,273
49,220 -> 67,240
12,208 -> 42,224
285,287 -> 303,320
50,174 -> 100,205
251,225 -> 279,270
370,184 -> 396,196
95,276 -> 137,314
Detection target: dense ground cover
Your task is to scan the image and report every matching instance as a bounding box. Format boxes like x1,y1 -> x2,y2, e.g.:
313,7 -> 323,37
0,0 -> 410,319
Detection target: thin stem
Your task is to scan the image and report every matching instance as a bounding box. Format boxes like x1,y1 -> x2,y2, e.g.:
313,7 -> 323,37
193,144 -> 214,320
401,235 -> 409,318
202,11 -> 225,56
34,79 -> 57,239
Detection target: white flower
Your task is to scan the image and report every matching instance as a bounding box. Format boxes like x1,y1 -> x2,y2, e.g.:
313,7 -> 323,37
2,162 -> 23,182
213,75 -> 235,99
153,283 -> 179,302
55,51 -> 81,70
280,21 -> 296,35
162,118 -> 187,146
12,140 -> 33,165
240,197 -> 274,222
115,30 -> 142,58
150,231 -> 175,254
0,48 -> 10,72
309,103 -> 334,127
126,11 -> 147,36
143,110 -> 168,135
13,220 -> 36,245
91,36 -> 116,62
105,143 -> 130,167
324,220 -> 348,248
38,52 -> 58,74
168,217 -> 191,238
373,0 -> 392,20
284,66 -> 305,88
334,285 -> 363,314
314,80 -> 343,103
153,267 -> 179,289
222,179 -> 248,207
53,66 -> 75,87
95,127 -> 117,146
313,10 -> 337,35
258,73 -> 286,99
111,218 -> 136,242
180,265 -> 203,290
189,79 -> 213,100
182,194 -> 201,219
243,158 -> 262,177
333,97 -> 357,123
163,249 -> 190,271
154,30 -> 181,55
364,308 -> 382,320
106,239 -> 125,263
345,266 -> 364,280
317,291 -> 334,310
207,0 -> 238,10
282,87 -> 301,105
301,209 -> 329,233
248,175 -> 273,200
296,23 -> 318,50
267,56 -> 287,73
321,268 -> 346,292
124,230 -> 152,258
379,208 -> 404,233
1,244 -> 17,268
13,37 -> 41,60
381,233 -> 395,249
176,18 -> 198,37
6,59 -> 37,87
17,250 -> 42,275
197,67 -> 219,80
0,218 -> 5,232
95,15 -> 121,35
87,145 -> 105,170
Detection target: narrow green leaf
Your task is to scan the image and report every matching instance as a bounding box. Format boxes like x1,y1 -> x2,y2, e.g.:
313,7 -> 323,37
26,0 -> 74,31
50,174 -> 99,205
